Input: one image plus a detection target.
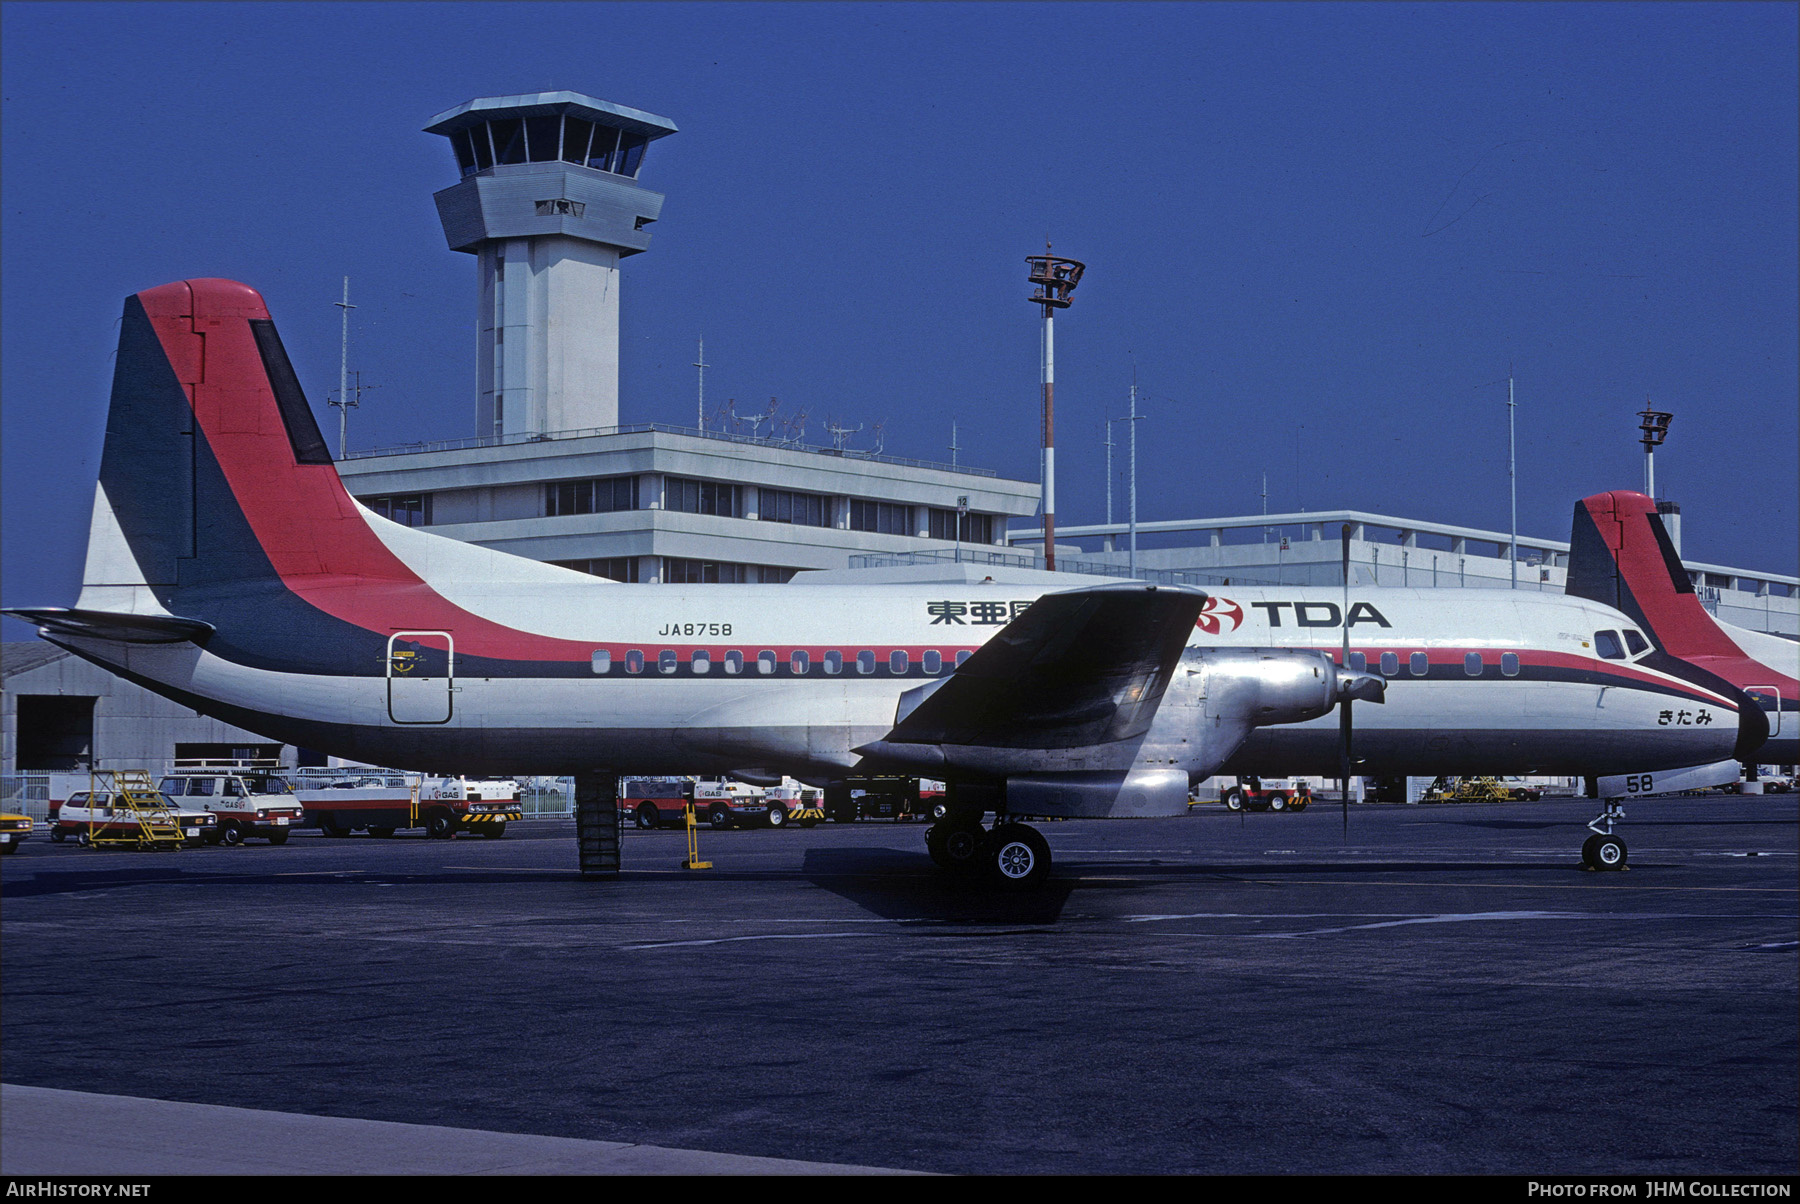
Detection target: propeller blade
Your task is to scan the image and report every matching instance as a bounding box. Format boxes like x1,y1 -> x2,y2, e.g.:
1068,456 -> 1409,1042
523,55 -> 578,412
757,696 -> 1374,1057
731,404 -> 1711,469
1340,697 -> 1352,836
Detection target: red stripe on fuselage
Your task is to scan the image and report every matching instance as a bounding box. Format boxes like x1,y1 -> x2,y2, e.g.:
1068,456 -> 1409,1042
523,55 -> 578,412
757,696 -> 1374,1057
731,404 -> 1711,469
137,280 -> 595,663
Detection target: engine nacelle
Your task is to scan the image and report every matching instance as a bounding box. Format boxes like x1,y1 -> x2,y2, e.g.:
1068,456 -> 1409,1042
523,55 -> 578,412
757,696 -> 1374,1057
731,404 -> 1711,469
992,648 -> 1381,819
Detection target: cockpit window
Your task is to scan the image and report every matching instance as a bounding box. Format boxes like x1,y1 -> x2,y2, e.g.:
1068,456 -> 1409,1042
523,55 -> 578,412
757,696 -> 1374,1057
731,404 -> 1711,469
1594,630 -> 1627,660
1623,629 -> 1650,657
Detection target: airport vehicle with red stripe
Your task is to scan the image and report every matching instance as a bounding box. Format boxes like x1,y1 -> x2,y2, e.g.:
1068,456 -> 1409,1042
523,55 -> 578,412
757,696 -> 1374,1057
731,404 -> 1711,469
156,760 -> 303,844
6,279 -> 1768,884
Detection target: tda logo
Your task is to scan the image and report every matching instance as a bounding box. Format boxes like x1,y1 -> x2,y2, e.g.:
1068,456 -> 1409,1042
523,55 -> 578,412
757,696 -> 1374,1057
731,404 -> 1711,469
1196,596 -> 1244,634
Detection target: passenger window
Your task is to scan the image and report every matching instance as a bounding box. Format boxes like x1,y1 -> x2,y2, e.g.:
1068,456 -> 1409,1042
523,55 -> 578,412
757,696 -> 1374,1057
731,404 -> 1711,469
823,650 -> 842,675
1501,652 -> 1520,677
857,651 -> 875,675
1380,652 -> 1399,676
1464,652 -> 1484,677
1409,652 -> 1428,677
591,649 -> 611,674
1624,630 -> 1650,657
722,650 -> 743,675
1348,652 -> 1366,672
658,650 -> 678,675
955,650 -> 972,667
757,651 -> 776,675
691,651 -> 710,674
624,650 -> 644,674
890,650 -> 909,674
791,650 -> 810,675
923,650 -> 943,674
1594,631 -> 1626,660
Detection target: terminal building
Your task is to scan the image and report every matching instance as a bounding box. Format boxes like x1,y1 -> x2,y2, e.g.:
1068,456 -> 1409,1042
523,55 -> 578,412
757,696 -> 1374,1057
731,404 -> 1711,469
2,88 -> 1793,794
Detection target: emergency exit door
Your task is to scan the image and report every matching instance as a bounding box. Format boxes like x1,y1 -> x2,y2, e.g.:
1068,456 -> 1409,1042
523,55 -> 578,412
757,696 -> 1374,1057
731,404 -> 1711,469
388,631 -> 454,724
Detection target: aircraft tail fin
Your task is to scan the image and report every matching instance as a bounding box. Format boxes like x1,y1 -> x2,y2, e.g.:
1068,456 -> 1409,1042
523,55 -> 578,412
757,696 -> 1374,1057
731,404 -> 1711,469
1564,490 -> 1742,662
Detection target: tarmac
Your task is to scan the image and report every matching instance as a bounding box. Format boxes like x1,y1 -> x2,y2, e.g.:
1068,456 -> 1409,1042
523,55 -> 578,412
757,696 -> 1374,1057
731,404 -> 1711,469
1,1083 -> 917,1175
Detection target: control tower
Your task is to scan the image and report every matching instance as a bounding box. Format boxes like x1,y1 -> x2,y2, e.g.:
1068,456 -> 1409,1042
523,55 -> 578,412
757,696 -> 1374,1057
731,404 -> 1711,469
425,92 -> 677,438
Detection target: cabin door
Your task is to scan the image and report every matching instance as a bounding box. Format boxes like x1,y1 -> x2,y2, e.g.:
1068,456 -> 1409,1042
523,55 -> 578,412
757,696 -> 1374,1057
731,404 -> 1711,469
388,631 -> 454,724
1746,686 -> 1782,739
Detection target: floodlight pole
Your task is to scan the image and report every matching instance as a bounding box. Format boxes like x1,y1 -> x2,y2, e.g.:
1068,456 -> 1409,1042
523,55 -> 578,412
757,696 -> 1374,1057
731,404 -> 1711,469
331,277 -> 357,459
1026,246 -> 1084,572
1638,401 -> 1673,499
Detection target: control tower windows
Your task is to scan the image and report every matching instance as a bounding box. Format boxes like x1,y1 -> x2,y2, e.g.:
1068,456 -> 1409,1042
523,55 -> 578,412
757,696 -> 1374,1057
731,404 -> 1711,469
491,118 -> 526,165
525,116 -> 561,162
561,117 -> 594,165
452,129 -> 478,177
587,126 -> 619,173
617,132 -> 647,177
851,501 -> 914,536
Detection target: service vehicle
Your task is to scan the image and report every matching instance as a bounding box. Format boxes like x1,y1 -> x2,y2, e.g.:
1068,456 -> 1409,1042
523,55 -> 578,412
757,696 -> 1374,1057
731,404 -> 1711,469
1220,776 -> 1311,812
0,811 -> 34,853
695,780 -> 772,828
621,777 -> 692,829
50,790 -> 218,848
158,759 -> 303,844
297,771 -> 515,838
763,781 -> 825,828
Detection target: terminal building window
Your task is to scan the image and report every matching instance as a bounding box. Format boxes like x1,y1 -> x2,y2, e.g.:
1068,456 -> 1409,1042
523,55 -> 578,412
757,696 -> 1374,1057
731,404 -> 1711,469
546,476 -> 639,517
928,508 -> 992,543
759,488 -> 829,527
550,557 -> 639,582
360,494 -> 433,527
667,478 -> 742,519
851,500 -> 914,536
664,558 -> 747,584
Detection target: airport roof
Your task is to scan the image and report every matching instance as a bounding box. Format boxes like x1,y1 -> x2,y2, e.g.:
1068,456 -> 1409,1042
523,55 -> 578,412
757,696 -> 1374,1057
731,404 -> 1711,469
424,92 -> 678,141
1,641 -> 68,679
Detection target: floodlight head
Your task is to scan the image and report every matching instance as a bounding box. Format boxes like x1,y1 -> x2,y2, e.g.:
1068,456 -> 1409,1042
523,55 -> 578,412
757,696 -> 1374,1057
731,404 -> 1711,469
1026,253 -> 1086,309
1638,408 -> 1673,449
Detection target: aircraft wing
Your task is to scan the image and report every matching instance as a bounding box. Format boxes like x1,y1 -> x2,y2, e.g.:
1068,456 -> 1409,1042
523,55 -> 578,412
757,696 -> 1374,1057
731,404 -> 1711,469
856,583 -> 1205,771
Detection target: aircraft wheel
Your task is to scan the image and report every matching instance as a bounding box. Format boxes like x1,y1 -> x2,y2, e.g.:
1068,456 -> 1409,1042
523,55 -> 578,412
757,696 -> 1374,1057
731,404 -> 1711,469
635,804 -> 658,830
985,824 -> 1050,889
926,818 -> 986,873
1583,833 -> 1628,871
1223,788 -> 1245,812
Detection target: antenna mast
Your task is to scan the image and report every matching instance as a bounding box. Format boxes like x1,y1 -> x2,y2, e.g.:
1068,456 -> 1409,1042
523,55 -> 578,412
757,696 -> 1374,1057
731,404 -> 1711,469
330,277 -> 357,459
693,337 -> 708,431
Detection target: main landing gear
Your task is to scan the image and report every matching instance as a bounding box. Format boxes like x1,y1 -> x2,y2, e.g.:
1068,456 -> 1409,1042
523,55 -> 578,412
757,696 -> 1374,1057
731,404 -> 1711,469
1581,801 -> 1629,872
925,812 -> 1052,889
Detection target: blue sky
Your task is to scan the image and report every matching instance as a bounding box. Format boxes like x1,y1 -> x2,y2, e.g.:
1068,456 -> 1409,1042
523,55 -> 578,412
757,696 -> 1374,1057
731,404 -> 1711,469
3,2 -> 1795,637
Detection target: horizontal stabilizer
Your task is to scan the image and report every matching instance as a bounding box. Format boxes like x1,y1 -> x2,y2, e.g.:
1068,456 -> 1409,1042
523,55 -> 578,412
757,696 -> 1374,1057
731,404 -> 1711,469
4,607 -> 214,645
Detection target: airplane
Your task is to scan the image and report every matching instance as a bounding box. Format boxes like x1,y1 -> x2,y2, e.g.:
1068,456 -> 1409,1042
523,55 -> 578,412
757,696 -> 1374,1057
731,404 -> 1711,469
4,279 -> 1764,887
1564,489 -> 1797,768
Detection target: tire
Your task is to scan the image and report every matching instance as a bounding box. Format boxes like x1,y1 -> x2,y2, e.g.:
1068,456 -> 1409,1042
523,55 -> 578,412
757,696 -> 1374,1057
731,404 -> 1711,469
267,830 -> 289,846
481,822 -> 506,839
635,804 -> 659,830
1584,833 -> 1628,871
426,811 -> 456,839
985,824 -> 1051,889
931,801 -> 949,820
707,804 -> 730,829
1268,792 -> 1288,813
1223,788 -> 1245,812
204,831 -> 222,845
1291,798 -> 1308,811
368,826 -> 395,838
926,818 -> 986,873
51,828 -> 66,843
1,842 -> 17,855
78,831 -> 92,847
767,804 -> 787,829
318,815 -> 349,838
220,822 -> 244,846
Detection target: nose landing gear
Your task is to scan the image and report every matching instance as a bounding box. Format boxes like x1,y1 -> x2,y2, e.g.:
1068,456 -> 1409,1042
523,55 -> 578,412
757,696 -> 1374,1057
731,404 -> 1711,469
1582,801 -> 1629,871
